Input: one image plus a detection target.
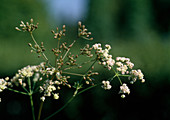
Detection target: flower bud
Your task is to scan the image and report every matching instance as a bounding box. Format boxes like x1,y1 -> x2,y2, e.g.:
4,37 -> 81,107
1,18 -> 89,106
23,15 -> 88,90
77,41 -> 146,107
53,93 -> 59,99
28,43 -> 32,47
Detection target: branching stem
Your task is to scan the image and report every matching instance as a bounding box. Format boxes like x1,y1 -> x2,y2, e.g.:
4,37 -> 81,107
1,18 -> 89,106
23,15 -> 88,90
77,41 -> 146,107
30,33 -> 52,67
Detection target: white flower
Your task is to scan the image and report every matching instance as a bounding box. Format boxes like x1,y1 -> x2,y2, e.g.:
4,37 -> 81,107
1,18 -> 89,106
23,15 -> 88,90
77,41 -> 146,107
121,94 -> 126,98
116,62 -> 123,67
141,79 -> 145,83
53,93 -> 59,99
105,44 -> 111,50
106,58 -> 115,67
40,96 -> 45,102
126,61 -> 134,69
137,69 -> 144,79
103,51 -> 109,58
94,44 -> 115,70
0,79 -> 7,92
130,69 -> 145,83
48,85 -> 56,92
101,80 -> 112,90
93,43 -> 101,50
119,83 -> 130,94
33,73 -> 40,82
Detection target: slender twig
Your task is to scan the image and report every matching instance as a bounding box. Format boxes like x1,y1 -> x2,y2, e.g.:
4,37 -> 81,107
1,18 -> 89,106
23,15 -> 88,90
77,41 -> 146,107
30,33 -> 52,67
62,40 -> 76,60
62,71 -> 84,76
77,84 -> 99,96
80,59 -> 97,83
110,74 -> 117,82
112,69 -> 123,85
63,59 -> 96,70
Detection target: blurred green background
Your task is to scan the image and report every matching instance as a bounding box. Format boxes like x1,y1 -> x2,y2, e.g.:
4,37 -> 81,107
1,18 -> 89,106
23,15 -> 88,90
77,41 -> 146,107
0,0 -> 170,120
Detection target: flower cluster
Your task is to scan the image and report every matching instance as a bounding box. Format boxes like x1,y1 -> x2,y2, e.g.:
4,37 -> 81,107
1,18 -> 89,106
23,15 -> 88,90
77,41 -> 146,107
40,79 -> 59,102
0,78 -> 8,92
10,63 -> 43,87
129,69 -> 145,83
115,57 -> 145,84
101,80 -> 112,90
51,25 -> 66,40
115,57 -> 134,75
0,62 -> 72,102
78,21 -> 93,40
15,19 -> 38,32
93,45 -> 145,98
0,78 -> 9,101
39,71 -> 71,101
119,83 -> 130,98
93,43 -> 115,70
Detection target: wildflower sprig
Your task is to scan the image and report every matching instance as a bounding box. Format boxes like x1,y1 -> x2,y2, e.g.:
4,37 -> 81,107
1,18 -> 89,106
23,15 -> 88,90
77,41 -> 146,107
78,21 -> 93,40
0,19 -> 145,120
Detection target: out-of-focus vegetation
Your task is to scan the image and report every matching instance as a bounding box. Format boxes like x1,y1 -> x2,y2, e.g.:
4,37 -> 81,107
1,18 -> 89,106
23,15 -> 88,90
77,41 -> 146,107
0,0 -> 170,120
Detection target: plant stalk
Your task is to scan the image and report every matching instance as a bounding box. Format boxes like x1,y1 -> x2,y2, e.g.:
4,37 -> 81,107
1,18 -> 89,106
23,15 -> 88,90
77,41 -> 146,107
38,101 -> 44,120
29,94 -> 35,120
28,77 -> 35,120
30,33 -> 52,67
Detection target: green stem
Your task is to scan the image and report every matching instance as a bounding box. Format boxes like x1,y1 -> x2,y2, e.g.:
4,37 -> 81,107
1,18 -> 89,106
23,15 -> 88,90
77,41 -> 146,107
38,101 -> 44,120
119,74 -> 130,77
77,84 -> 99,96
29,94 -> 35,120
62,40 -> 76,61
28,77 -> 32,93
110,74 -> 117,82
28,77 -> 35,120
63,59 -> 96,71
62,71 -> 84,76
112,69 -> 122,85
80,59 -> 97,83
30,33 -> 52,67
7,88 -> 28,95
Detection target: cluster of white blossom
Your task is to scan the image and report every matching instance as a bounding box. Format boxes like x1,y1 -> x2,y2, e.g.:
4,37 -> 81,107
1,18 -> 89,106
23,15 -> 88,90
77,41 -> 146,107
94,44 -> 145,98
0,62 -> 70,102
115,57 -> 134,75
0,78 -> 8,92
0,78 -> 9,101
93,43 -> 115,70
129,69 -> 145,83
40,79 -> 60,102
39,70 -> 68,102
115,57 -> 145,84
101,80 -> 112,90
119,83 -> 130,98
10,65 -> 39,87
9,62 -> 59,86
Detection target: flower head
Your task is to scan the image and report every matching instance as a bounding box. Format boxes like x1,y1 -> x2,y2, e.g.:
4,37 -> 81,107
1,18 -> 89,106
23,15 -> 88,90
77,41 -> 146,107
119,83 -> 130,95
0,78 -> 7,92
93,43 -> 115,70
53,93 -> 59,99
130,69 -> 145,83
101,80 -> 112,90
